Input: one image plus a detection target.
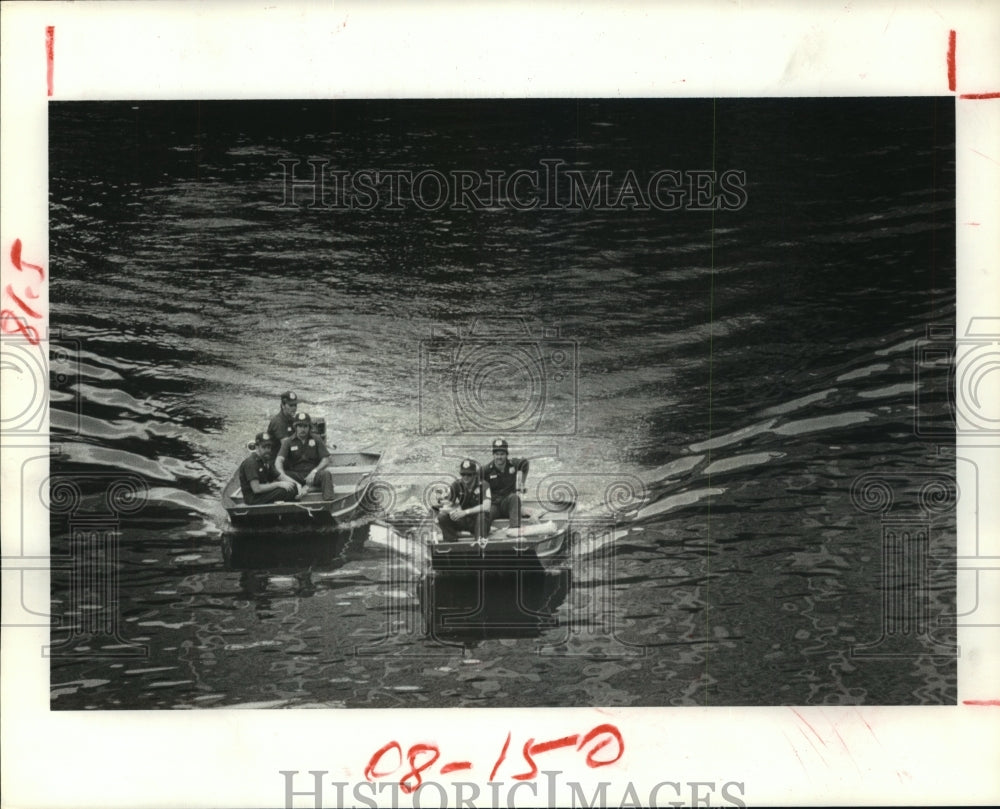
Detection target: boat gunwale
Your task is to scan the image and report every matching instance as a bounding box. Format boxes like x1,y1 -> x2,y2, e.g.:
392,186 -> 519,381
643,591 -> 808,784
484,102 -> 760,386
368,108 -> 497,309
222,449 -> 382,523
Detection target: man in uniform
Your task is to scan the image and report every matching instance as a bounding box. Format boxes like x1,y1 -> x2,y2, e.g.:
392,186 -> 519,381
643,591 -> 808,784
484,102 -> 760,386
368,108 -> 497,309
267,391 -> 300,458
437,458 -> 492,542
483,438 -> 529,530
275,412 -> 336,500
238,432 -> 299,504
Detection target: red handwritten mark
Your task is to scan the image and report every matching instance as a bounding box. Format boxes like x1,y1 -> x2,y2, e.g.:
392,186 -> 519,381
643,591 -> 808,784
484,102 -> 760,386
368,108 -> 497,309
791,709 -> 828,747
512,734 -> 580,781
5,285 -> 42,319
963,699 -> 1000,706
577,723 -> 625,767
11,239 -> 45,279
853,708 -> 882,748
0,311 -> 41,345
512,739 -> 541,781
439,761 -> 473,774
947,30 -> 956,92
399,744 -> 440,794
365,723 -> 624,787
3,239 -> 46,345
46,26 -> 55,96
795,724 -> 829,766
532,733 -> 581,755
364,741 -> 402,780
948,30 -> 1000,99
489,731 -> 511,781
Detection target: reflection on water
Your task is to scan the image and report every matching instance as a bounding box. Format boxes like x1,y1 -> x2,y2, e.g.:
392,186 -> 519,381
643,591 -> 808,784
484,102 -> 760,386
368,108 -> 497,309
47,98 -> 957,708
422,566 -> 571,646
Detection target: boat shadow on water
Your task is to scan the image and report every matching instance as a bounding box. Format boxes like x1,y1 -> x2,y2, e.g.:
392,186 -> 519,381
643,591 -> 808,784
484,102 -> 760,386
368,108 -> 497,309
420,562 -> 571,645
221,523 -> 371,571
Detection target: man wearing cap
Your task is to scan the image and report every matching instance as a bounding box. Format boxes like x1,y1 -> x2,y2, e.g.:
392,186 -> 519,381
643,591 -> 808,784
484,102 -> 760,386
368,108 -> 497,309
437,459 -> 492,542
238,432 -> 299,505
483,438 -> 529,530
275,412 -> 336,500
267,391 -> 299,457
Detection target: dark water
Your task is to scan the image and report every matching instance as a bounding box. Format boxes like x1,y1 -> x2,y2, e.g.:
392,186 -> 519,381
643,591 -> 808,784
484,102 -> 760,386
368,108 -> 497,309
48,98 -> 957,708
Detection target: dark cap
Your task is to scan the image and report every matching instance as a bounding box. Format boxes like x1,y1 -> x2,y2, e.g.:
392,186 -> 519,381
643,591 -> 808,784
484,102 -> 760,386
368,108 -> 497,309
280,391 -> 298,404
459,458 -> 479,475
491,438 -> 509,453
293,412 -> 312,426
254,431 -> 274,446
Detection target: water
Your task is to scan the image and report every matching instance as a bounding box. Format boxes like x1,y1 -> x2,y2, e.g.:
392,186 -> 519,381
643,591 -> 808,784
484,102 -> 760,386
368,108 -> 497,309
47,98 -> 957,708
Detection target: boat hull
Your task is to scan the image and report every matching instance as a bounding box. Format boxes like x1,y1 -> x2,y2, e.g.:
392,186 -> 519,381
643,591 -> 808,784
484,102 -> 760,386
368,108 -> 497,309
429,511 -> 573,571
221,450 -> 381,535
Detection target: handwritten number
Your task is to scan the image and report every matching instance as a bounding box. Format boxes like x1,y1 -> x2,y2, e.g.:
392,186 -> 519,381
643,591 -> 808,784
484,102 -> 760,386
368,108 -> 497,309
512,738 -> 538,781
5,285 -> 42,319
577,723 -> 625,767
512,734 -> 580,780
364,723 -> 624,785
364,741 -> 402,781
489,731 -> 511,781
1,310 -> 41,345
3,240 -> 46,345
10,239 -> 45,280
400,744 -> 440,794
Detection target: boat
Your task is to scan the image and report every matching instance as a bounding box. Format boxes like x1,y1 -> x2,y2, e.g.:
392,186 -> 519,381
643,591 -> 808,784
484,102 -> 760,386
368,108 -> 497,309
428,499 -> 574,571
222,447 -> 382,535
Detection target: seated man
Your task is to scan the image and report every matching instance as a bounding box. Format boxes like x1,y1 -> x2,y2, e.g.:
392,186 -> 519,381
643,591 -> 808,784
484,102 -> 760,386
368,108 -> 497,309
484,438 -> 529,530
275,412 -> 336,500
266,390 -> 299,459
437,458 -> 492,542
238,432 -> 299,505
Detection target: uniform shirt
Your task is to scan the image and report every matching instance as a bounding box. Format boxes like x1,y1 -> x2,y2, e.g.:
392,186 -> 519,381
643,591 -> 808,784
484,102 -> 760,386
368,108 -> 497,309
484,457 -> 529,498
267,411 -> 296,447
239,453 -> 277,503
277,433 -> 331,478
447,477 -> 488,511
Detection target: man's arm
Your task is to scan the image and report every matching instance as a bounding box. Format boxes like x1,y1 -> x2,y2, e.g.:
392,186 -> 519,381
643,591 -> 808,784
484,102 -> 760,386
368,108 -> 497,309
250,477 -> 292,495
305,438 -> 334,483
274,440 -> 296,483
516,458 -> 529,492
454,485 -> 491,518
244,458 -> 294,494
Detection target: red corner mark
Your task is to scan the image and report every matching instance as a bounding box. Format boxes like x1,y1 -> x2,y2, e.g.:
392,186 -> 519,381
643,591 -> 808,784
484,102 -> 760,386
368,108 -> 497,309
962,700 -> 1000,706
947,30 -> 956,92
46,25 -> 54,97
949,30 -> 1000,99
